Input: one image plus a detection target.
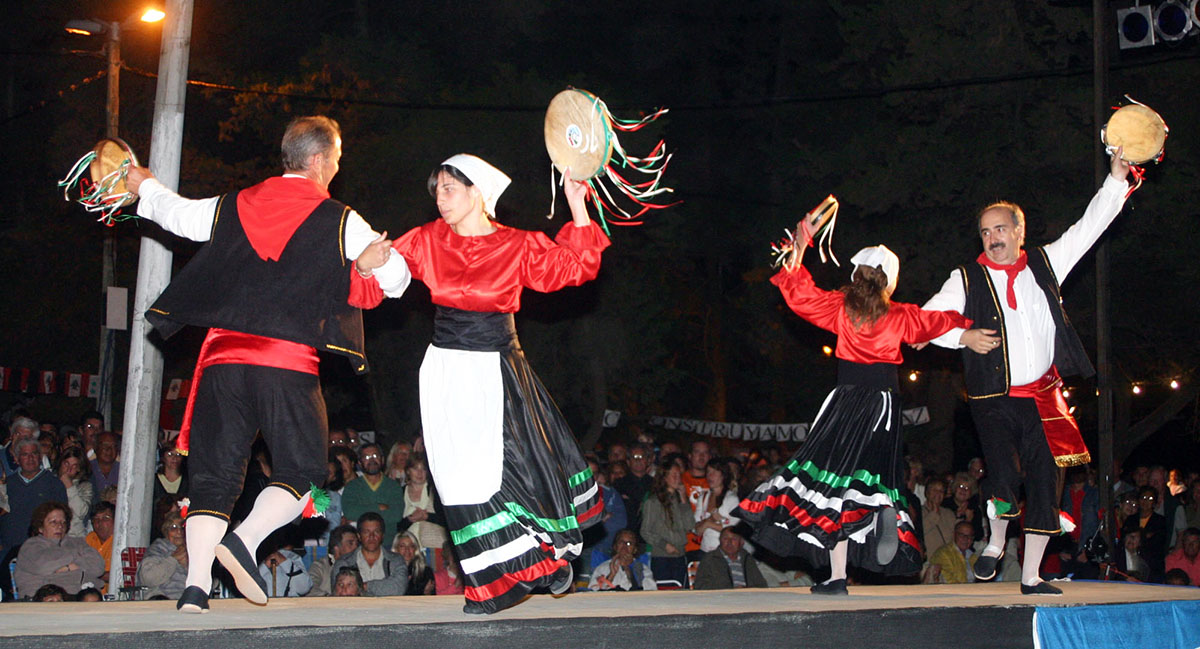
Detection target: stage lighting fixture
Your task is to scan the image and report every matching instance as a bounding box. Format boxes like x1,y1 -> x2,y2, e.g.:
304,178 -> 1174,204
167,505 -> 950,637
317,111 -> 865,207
1154,0 -> 1193,41
1117,5 -> 1156,49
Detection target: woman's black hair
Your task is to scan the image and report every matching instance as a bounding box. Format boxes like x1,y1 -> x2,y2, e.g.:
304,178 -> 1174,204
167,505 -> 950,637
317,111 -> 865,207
427,164 -> 474,197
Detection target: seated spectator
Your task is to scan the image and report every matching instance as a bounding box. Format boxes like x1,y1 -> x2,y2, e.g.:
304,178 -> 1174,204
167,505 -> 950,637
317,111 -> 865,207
84,502 -> 116,593
944,474 -> 983,544
331,512 -> 408,596
434,540 -> 465,595
398,454 -> 447,552
76,586 -> 103,602
56,447 -> 92,538
640,464 -> 692,587
1,416 -> 40,480
693,460 -> 740,554
0,437 -> 68,552
15,501 -> 105,596
1172,482 -> 1200,550
921,478 -> 955,557
693,527 -> 767,590
582,458 -> 626,575
1111,528 -> 1150,581
386,441 -> 412,485
1165,528 -> 1200,586
588,529 -> 656,592
1122,486 -> 1169,582
342,444 -> 406,535
924,521 -> 978,584
1163,569 -> 1189,586
88,432 -> 121,502
612,443 -> 653,537
32,583 -> 68,602
392,531 -> 433,595
330,447 -> 358,489
307,525 -> 358,597
333,567 -> 365,596
257,530 -> 311,597
38,430 -> 59,469
151,441 -> 188,512
137,511 -> 188,600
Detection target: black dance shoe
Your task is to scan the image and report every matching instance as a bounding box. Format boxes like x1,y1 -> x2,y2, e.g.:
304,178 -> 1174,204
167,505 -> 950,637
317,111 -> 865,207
215,532 -> 269,605
176,585 -> 210,613
1020,581 -> 1063,596
973,550 -> 1004,581
810,579 -> 849,596
550,563 -> 574,595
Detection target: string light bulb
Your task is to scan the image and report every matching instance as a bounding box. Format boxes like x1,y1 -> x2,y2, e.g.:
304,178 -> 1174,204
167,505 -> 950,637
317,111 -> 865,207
822,345 -> 833,357
1062,389 -> 1071,399
1170,379 -> 1180,390
1132,384 -> 1142,395
908,371 -> 919,382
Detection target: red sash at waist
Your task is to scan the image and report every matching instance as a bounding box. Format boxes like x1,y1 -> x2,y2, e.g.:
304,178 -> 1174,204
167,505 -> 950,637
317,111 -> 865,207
1008,366 -> 1090,467
177,328 -> 318,454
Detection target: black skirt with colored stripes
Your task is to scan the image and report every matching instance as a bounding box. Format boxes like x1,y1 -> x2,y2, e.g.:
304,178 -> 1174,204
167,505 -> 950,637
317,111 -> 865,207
735,361 -> 921,576
431,307 -> 603,614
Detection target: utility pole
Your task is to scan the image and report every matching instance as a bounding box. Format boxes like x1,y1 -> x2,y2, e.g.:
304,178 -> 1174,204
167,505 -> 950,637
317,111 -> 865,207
1093,0 -> 1115,543
97,21 -> 120,427
110,0 -> 193,583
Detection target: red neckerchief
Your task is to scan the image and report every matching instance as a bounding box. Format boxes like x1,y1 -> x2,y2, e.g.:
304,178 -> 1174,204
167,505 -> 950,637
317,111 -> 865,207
977,250 -> 1028,310
237,176 -> 330,261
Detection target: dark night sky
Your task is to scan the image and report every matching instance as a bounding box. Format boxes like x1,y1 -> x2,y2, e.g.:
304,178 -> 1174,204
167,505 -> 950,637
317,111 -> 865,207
2,1 -> 1198,469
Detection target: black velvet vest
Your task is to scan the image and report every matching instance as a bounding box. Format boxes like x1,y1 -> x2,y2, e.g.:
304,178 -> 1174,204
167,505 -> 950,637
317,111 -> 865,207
146,191 -> 368,373
959,246 -> 1093,399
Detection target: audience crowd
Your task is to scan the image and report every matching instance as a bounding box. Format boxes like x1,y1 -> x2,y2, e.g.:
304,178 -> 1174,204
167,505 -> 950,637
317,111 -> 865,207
1,407 -> 1197,603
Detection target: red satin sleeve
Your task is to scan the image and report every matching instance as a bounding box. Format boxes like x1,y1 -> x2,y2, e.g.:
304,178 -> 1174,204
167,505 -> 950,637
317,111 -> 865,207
347,266 -> 383,309
519,221 -> 611,292
770,265 -> 844,334
892,302 -> 973,344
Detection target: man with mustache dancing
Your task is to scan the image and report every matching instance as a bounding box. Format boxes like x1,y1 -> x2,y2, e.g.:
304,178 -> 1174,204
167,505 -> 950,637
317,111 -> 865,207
918,148 -> 1132,595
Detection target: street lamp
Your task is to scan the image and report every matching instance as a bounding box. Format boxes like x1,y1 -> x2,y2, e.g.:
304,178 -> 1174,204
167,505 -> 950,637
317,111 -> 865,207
64,8 -> 165,426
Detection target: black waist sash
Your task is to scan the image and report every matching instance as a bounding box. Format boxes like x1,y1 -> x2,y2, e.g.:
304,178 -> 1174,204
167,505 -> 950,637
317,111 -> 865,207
837,360 -> 899,392
432,306 -> 518,352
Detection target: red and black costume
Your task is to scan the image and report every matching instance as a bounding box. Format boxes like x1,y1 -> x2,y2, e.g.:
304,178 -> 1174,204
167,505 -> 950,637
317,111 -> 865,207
736,264 -> 970,576
147,178 -> 366,521
352,217 -> 609,614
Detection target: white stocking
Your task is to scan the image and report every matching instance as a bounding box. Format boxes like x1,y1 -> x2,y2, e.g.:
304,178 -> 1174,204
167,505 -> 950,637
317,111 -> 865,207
983,518 -> 1008,557
233,486 -> 310,557
184,515 -> 227,594
1022,533 -> 1050,586
827,540 -> 848,582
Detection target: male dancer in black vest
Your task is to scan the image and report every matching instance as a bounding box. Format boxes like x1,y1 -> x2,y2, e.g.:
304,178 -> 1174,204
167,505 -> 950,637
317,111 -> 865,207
125,116 -> 409,612
919,149 -> 1132,595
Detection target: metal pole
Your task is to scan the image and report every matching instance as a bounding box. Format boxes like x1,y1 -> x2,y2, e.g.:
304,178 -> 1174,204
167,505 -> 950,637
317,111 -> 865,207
1093,0 -> 1115,543
110,0 -> 193,581
97,22 -> 120,427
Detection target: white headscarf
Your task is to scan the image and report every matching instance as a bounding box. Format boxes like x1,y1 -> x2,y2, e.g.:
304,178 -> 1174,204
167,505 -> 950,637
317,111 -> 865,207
850,245 -> 899,294
441,154 -> 511,217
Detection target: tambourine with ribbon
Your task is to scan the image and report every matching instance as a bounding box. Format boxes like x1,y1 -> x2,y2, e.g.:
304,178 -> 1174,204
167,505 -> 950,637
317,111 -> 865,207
57,138 -> 141,225
1101,97 -> 1168,197
771,194 -> 840,271
543,88 -> 677,232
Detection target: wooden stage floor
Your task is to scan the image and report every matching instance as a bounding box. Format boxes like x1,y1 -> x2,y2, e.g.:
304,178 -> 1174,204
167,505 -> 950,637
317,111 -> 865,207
1,581 -> 1196,649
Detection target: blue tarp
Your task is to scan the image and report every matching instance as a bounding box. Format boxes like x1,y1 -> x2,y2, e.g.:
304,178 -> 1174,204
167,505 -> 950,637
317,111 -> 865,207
1034,598 -> 1200,649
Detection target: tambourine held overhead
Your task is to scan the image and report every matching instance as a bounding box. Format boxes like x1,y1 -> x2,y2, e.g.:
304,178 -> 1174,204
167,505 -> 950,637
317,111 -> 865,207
1102,101 -> 1168,165
57,138 -> 141,225
543,87 -> 676,233
544,90 -> 613,181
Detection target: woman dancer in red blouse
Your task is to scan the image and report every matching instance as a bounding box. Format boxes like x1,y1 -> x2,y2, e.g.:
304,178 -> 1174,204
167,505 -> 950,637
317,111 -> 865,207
735,219 -> 970,595
351,154 -> 606,614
